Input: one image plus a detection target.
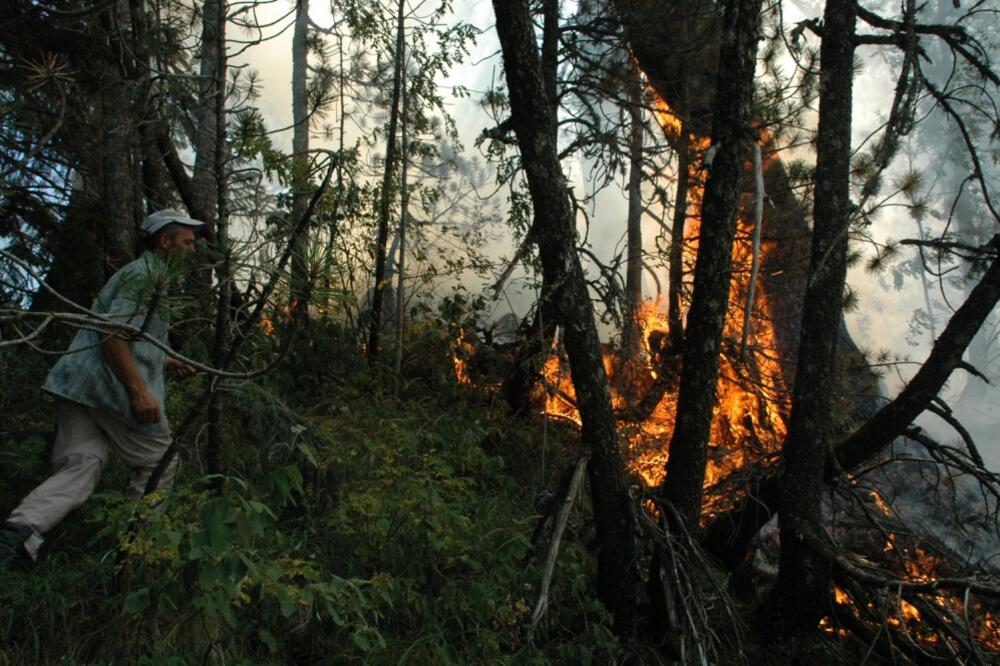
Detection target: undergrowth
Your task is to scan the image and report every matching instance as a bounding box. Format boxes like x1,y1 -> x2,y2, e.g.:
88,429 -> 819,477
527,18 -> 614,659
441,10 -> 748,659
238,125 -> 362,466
0,320 -> 640,665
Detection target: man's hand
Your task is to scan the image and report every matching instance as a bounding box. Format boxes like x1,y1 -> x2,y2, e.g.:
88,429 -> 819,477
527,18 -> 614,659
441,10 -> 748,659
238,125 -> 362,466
102,335 -> 163,424
166,356 -> 197,379
129,385 -> 161,423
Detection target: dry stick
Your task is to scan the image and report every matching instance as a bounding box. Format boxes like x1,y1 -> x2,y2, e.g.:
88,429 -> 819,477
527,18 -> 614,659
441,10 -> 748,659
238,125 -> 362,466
0,314 -> 53,347
635,498 -> 725,665
0,309 -> 299,380
925,402 -> 985,469
805,530 -> 1000,600
491,231 -> 536,301
527,452 -> 590,638
739,140 -> 764,361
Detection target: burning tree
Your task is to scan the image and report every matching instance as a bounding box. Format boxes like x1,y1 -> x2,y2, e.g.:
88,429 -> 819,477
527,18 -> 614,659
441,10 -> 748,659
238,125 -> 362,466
485,0 -> 1000,659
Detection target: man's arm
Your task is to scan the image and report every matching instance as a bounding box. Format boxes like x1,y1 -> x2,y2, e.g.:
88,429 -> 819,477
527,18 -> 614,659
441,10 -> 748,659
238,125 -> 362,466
101,336 -> 160,423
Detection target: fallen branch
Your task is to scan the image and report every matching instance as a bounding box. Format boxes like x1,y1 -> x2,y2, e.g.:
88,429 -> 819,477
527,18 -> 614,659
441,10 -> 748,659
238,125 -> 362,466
527,452 -> 589,637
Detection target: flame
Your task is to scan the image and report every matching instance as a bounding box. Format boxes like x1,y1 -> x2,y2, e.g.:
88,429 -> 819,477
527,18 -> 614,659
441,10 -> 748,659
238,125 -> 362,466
526,91 -> 790,509
448,81 -> 1000,656
447,91 -> 793,516
822,533 -> 1000,651
871,489 -> 892,516
451,327 -> 475,384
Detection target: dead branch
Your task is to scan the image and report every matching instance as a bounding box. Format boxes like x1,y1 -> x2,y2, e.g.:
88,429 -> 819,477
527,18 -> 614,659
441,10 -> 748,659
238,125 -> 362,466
527,452 -> 589,637
924,403 -> 986,469
807,530 -> 1000,601
635,493 -> 747,665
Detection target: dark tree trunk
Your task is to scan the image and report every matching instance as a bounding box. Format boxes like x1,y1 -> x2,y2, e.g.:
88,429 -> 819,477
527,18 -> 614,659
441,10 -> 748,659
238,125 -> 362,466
658,0 -> 764,528
191,0 -> 224,229
205,0 -> 229,491
367,0 -> 406,365
492,0 -> 638,633
290,0 -> 311,320
99,12 -> 138,272
666,137 -> 689,352
772,0 -> 857,634
622,63 -> 645,367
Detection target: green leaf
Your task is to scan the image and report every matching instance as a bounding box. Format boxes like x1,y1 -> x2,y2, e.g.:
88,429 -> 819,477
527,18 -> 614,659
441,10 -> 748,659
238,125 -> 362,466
124,588 -> 150,615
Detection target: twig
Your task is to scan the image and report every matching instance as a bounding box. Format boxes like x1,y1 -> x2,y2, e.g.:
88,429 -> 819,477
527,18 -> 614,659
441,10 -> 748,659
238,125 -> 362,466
740,140 -> 765,361
527,452 -> 590,638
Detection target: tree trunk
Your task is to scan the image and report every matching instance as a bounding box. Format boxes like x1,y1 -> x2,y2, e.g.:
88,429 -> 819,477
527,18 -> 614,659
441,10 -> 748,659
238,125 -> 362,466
492,0 -> 639,633
659,0 -> 764,528
666,137 -> 689,352
205,0 -> 229,491
394,64 -> 410,393
621,63 -> 645,367
290,0 -> 311,320
191,0 -> 224,228
99,4 -> 138,272
771,0 -> 857,634
366,0 -> 406,365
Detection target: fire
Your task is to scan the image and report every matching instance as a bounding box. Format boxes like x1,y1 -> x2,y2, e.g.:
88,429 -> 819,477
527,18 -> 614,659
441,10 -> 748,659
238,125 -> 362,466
443,90 -> 792,512
451,327 -> 475,385
527,90 -> 790,506
447,79 -> 1000,657
822,533 -> 1000,651
870,489 -> 892,516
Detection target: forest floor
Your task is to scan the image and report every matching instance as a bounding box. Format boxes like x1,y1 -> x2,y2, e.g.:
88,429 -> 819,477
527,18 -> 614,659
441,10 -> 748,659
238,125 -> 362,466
0,325 -> 646,665
0,323 -> 885,665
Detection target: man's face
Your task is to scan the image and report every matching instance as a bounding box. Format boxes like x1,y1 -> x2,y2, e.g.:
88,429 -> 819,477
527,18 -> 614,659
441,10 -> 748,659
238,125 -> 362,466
159,226 -> 197,258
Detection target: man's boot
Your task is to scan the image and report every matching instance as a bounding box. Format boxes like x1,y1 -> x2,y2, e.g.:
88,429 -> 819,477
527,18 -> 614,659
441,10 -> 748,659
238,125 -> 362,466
0,521 -> 32,564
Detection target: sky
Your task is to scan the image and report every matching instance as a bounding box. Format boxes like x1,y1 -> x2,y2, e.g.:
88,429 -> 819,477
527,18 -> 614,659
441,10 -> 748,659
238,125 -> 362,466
233,0 -> 1000,465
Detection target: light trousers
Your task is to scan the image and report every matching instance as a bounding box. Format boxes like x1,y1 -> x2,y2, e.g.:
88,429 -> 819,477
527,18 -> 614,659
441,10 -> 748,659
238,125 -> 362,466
6,398 -> 176,559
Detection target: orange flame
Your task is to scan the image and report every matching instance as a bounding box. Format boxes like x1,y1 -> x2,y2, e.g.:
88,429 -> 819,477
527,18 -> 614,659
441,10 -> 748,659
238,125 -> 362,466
451,327 -> 475,385
530,91 -> 790,507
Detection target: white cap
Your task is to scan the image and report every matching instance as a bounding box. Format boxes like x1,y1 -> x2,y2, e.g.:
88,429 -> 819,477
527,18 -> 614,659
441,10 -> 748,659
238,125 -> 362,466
140,209 -> 205,236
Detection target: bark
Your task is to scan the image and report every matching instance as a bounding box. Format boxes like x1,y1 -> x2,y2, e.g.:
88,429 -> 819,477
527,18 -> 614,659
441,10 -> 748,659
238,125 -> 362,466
366,0 -> 406,364
659,0 -> 765,528
157,129 -> 205,223
610,0 -> 720,136
290,0 -> 311,319
99,5 -> 138,272
667,138 -> 689,352
492,0 -> 638,632
771,0 -> 857,633
393,67 -> 410,391
140,123 -> 172,212
131,0 -> 171,215
191,0 -> 224,228
205,0 -> 229,491
621,63 -> 645,367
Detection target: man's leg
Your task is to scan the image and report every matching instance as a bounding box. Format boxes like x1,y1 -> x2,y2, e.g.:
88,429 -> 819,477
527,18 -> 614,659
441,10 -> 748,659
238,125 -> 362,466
89,409 -> 176,501
3,399 -> 111,560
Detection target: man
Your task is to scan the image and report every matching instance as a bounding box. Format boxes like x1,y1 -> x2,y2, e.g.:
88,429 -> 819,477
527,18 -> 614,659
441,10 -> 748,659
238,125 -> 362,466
0,209 -> 203,563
